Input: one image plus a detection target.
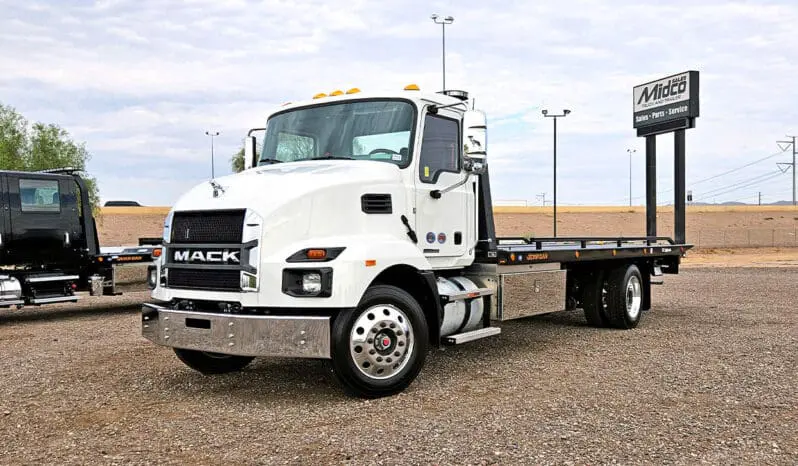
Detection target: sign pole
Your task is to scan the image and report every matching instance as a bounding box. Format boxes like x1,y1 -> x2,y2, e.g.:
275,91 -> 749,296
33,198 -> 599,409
674,130 -> 686,244
646,135 -> 657,237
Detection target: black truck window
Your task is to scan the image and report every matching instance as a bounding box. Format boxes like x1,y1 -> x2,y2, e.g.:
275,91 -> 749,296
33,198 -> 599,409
418,114 -> 460,184
20,179 -> 60,213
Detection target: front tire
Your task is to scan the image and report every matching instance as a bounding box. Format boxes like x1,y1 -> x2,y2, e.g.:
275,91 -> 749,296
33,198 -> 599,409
173,348 -> 255,374
330,285 -> 429,398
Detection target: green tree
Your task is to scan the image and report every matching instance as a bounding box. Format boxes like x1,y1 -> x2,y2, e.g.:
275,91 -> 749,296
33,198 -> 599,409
231,145 -> 244,173
0,102 -> 100,214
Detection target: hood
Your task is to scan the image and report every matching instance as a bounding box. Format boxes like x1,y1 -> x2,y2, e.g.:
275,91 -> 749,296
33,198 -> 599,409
172,160 -> 403,214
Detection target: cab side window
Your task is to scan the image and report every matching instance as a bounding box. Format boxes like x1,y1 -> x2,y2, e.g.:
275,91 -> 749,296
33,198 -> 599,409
20,178 -> 60,213
419,115 -> 460,183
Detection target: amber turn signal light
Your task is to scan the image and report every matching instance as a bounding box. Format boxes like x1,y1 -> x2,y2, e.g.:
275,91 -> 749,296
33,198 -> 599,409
306,249 -> 327,260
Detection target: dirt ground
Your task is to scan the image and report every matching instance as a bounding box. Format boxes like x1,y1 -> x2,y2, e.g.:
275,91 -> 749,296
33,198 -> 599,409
100,208 -> 798,286
1,268 -> 795,464
96,207 -> 798,249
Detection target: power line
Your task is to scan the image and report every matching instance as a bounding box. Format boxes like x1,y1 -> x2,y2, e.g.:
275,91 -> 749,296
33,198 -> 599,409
611,149 -> 789,204
688,150 -> 785,187
692,171 -> 786,202
695,170 -> 783,197
657,170 -> 784,205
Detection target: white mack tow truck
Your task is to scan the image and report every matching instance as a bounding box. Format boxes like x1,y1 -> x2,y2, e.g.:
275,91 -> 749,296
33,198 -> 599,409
142,85 -> 691,398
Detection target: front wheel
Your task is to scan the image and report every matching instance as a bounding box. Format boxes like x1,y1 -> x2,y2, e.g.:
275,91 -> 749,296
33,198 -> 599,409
173,348 -> 255,374
330,285 -> 429,398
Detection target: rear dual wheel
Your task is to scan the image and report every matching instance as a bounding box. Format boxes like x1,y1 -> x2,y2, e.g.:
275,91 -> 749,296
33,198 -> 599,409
583,264 -> 644,329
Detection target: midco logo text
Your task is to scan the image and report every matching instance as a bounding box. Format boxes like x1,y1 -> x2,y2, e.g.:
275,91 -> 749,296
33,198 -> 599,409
173,250 -> 240,264
633,73 -> 691,112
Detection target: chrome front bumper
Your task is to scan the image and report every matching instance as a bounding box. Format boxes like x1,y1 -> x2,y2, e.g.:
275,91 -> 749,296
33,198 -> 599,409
141,303 -> 331,359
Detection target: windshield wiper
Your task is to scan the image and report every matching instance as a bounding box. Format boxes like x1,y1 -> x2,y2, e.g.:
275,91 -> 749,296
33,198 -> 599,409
259,158 -> 284,165
310,155 -> 353,160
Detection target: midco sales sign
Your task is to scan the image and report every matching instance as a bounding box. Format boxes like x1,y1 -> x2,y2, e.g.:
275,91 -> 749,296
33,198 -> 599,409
633,71 -> 699,131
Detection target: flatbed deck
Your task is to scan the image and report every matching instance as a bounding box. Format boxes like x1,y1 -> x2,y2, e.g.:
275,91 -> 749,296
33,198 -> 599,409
495,236 -> 691,267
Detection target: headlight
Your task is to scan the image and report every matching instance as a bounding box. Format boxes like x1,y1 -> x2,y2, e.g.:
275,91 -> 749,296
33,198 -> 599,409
241,272 -> 258,291
147,265 -> 158,290
282,268 -> 332,297
302,273 -> 322,294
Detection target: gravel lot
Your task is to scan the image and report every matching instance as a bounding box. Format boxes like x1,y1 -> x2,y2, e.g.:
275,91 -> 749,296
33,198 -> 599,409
1,268 -> 796,465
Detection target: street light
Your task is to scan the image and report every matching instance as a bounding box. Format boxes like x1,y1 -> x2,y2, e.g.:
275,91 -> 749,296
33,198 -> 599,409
541,109 -> 571,237
627,148 -> 636,207
205,130 -> 220,179
430,14 -> 454,91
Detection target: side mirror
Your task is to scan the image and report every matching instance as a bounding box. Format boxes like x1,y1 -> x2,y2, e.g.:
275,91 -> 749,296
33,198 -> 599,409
463,110 -> 487,173
244,136 -> 256,170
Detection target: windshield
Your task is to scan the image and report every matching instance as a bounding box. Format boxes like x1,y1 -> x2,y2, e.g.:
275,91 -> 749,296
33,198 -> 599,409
258,100 -> 416,166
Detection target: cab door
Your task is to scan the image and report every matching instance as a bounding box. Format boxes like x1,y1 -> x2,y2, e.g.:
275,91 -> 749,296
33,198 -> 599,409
414,110 -> 469,260
0,174 -> 10,262
7,174 -> 77,265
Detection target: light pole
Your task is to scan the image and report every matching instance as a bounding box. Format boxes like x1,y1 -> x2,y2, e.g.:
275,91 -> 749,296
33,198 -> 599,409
627,148 -> 636,207
205,130 -> 220,179
542,109 -> 571,237
430,14 -> 454,91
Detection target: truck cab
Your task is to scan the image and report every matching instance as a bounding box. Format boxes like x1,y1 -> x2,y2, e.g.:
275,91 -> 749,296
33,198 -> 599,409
143,85 -> 688,398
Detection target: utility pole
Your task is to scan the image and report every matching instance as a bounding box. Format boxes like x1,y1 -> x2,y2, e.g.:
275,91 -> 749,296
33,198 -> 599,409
777,135 -> 796,206
758,191 -> 762,206
205,130 -> 220,179
542,109 -> 571,237
627,148 -> 636,206
536,192 -> 547,206
430,14 -> 454,91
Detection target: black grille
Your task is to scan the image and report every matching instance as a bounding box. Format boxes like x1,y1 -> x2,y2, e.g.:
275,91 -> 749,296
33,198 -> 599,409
168,269 -> 240,291
361,194 -> 392,214
171,210 -> 245,244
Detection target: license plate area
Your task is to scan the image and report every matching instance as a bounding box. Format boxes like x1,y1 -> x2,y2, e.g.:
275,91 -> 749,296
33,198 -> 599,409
185,317 -> 211,329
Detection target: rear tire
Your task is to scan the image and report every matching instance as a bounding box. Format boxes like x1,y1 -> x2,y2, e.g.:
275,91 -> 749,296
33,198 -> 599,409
603,264 -> 644,329
173,348 -> 255,374
330,285 -> 429,398
582,270 -> 610,328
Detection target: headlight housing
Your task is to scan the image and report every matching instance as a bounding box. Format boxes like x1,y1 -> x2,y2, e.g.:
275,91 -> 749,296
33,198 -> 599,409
282,268 -> 333,297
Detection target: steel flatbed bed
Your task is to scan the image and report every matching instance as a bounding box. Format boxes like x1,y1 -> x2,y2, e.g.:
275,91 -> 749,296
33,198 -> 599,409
494,236 -> 691,268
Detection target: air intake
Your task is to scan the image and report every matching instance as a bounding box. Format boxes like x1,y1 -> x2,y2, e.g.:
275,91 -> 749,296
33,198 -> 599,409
361,194 -> 392,214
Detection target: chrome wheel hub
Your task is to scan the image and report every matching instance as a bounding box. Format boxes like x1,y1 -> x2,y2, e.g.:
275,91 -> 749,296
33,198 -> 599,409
350,304 -> 413,380
626,275 -> 642,320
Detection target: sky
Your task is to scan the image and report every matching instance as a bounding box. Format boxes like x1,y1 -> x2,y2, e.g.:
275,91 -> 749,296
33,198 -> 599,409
1,0 -> 797,206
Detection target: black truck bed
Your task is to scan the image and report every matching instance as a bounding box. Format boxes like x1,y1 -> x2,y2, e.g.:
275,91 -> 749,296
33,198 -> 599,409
495,236 -> 692,267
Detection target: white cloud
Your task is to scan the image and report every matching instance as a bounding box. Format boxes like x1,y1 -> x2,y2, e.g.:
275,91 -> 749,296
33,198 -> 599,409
0,0 -> 796,207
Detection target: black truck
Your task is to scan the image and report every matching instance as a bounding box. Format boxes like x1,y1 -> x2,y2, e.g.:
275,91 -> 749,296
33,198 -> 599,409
0,168 -> 161,309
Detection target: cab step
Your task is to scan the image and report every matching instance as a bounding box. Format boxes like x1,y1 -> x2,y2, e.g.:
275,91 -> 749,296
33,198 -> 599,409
439,287 -> 495,305
443,327 -> 501,345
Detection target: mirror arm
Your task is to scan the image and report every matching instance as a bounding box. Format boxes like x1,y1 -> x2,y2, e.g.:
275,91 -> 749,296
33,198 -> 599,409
430,173 -> 471,199
430,161 -> 484,199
